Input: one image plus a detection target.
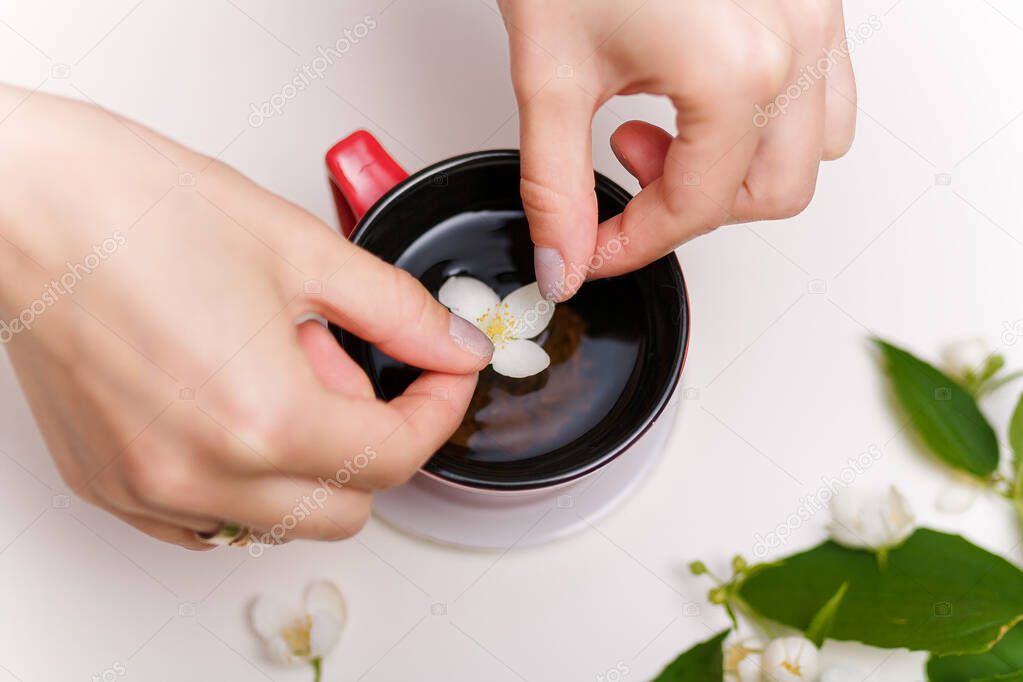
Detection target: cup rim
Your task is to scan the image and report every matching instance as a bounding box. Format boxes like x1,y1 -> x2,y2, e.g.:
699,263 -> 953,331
339,149 -> 690,491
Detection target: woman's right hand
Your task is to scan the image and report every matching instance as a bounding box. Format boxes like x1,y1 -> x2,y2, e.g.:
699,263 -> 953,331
500,0 -> 857,299
0,86 -> 493,549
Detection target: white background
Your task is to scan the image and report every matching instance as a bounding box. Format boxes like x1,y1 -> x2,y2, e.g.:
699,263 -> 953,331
2,1 -> 1022,680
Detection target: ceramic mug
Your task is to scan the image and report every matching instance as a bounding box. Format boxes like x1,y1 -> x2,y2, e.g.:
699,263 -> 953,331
325,130 -> 690,496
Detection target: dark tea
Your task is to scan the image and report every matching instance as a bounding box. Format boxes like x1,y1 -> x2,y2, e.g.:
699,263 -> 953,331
366,209 -> 647,467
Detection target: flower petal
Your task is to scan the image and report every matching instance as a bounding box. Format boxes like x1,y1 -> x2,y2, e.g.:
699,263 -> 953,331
305,580 -> 347,627
822,665 -> 867,682
827,489 -> 870,549
266,635 -> 296,664
724,635 -> 764,678
500,282 -> 555,339
438,276 -> 499,330
309,611 -> 343,658
736,654 -> 762,682
761,637 -> 818,682
858,501 -> 894,548
492,339 -> 550,378
880,485 -> 915,544
935,481 -> 981,514
249,596 -> 294,642
829,486 -> 915,550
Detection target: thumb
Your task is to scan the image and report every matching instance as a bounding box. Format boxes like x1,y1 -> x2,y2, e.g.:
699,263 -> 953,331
518,84 -> 598,302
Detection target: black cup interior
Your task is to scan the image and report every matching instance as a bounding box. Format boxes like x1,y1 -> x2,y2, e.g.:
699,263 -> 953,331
331,151 -> 688,490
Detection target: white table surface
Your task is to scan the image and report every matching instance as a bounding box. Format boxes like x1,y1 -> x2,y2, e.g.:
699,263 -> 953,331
2,1 -> 1022,680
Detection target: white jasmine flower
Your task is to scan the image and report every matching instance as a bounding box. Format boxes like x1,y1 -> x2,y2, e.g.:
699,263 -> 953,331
724,636 -> 764,682
935,477 -> 982,514
941,338 -> 992,377
828,486 -> 914,551
439,276 -> 555,378
249,580 -> 346,667
760,637 -> 820,682
737,655 -> 763,682
821,665 -> 866,682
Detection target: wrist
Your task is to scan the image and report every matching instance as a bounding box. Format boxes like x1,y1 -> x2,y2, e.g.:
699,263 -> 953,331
0,85 -> 80,313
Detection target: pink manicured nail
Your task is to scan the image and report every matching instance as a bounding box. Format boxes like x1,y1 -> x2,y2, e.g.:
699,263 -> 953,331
449,313 -> 493,360
534,246 -> 565,301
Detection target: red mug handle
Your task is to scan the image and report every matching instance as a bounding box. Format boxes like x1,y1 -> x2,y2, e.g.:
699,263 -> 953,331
325,130 -> 408,238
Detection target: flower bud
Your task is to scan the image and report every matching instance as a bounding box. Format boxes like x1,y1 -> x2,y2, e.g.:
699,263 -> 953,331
828,485 -> 914,551
761,636 -> 819,681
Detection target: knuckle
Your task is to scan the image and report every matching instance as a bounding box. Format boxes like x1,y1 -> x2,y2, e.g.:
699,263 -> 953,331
824,135 -> 854,161
376,458 -> 417,489
390,268 -> 433,338
513,67 -> 579,104
519,174 -> 570,220
366,434 -> 421,489
757,182 -> 816,219
213,387 -> 298,462
744,43 -> 791,99
323,496 -> 371,540
660,183 -> 731,232
661,181 -> 695,217
346,504 -> 371,537
120,449 -> 158,500
824,120 -> 856,160
121,449 -> 193,509
708,22 -> 790,101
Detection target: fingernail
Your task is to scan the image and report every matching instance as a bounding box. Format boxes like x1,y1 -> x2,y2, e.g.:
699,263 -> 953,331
534,246 -> 565,301
449,313 -> 493,360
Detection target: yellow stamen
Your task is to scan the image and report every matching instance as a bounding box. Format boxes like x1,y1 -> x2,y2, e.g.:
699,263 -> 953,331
281,615 -> 313,657
479,307 -> 520,348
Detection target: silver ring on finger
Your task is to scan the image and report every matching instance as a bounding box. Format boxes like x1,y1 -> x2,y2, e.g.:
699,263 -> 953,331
194,522 -> 254,547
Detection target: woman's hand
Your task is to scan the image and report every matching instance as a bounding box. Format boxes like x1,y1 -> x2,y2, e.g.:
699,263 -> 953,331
0,86 -> 493,549
499,0 -> 857,299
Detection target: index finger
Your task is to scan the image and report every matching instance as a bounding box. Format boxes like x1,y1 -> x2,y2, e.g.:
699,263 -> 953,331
517,81 -> 600,302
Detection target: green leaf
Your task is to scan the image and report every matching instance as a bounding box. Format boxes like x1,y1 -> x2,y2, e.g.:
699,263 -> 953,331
805,582 -> 849,647
875,339 -> 999,477
981,354 -> 1007,383
651,629 -> 728,682
1010,392 -> 1023,464
1012,394 -> 1023,508
928,622 -> 1023,681
738,529 -> 1023,655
